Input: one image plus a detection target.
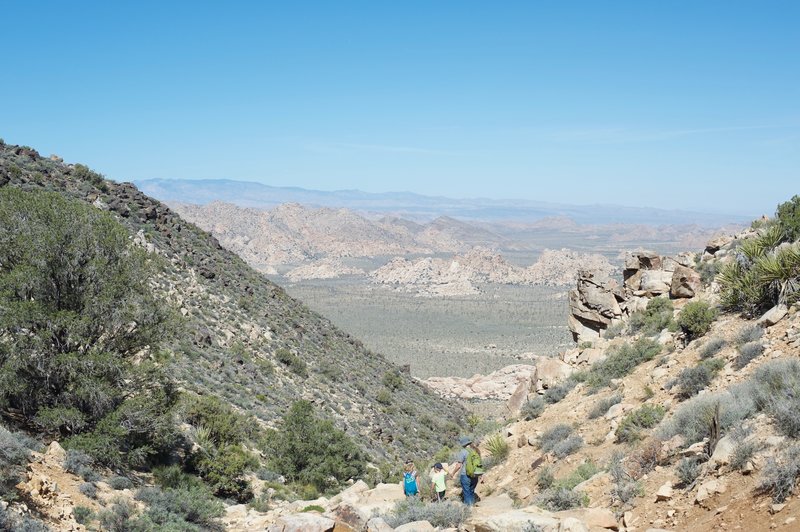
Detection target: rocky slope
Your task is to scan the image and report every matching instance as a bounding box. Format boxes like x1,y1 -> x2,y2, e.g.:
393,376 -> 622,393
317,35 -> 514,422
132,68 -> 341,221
212,228 -> 800,532
0,143 -> 465,465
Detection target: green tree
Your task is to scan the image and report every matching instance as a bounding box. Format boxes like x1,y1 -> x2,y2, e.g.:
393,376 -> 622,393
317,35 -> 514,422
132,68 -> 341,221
776,195 -> 800,242
0,188 -> 177,466
264,400 -> 366,492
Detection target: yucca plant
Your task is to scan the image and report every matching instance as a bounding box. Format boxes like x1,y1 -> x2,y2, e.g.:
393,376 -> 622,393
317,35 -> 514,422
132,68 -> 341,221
484,433 -> 509,462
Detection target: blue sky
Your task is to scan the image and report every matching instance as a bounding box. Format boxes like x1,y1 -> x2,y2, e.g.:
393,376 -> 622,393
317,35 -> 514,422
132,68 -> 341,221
1,1 -> 797,216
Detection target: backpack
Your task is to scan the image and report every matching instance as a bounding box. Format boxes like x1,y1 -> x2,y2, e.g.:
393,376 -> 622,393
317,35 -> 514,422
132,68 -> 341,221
465,449 -> 484,478
403,471 -> 418,495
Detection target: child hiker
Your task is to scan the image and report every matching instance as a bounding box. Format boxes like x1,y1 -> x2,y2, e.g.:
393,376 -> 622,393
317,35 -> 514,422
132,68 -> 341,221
402,459 -> 419,497
430,462 -> 447,501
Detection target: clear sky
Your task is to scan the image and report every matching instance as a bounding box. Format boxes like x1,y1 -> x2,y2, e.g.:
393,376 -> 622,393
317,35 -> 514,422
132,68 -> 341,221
1,1 -> 797,216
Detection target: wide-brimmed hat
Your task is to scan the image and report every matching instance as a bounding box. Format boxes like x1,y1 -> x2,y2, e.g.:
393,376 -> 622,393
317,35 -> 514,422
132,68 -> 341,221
458,436 -> 472,446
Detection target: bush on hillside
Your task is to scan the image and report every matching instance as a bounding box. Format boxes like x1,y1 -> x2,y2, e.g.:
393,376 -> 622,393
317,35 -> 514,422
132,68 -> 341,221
758,445 -> 800,503
0,426 -> 37,500
382,498 -> 470,528
520,396 -> 546,420
585,338 -> 661,390
534,487 -> 587,511
615,405 -> 666,443
0,188 -> 178,468
734,341 -> 765,369
628,296 -> 676,336
699,337 -> 726,359
735,325 -> 763,345
675,457 -> 701,487
677,300 -> 717,341
588,394 -> 622,420
263,400 -> 366,492
675,359 -> 725,399
544,378 -> 579,404
183,394 -> 253,446
195,444 -> 257,502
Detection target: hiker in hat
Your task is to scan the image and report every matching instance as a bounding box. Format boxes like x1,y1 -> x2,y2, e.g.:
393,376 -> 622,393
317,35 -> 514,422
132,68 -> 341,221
430,462 -> 447,501
450,436 -> 483,505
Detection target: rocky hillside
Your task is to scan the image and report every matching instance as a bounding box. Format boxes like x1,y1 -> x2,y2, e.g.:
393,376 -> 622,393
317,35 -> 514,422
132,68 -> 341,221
369,248 -> 616,297
170,201 -> 466,269
208,219 -> 800,531
0,142 -> 465,464
168,199 -> 742,275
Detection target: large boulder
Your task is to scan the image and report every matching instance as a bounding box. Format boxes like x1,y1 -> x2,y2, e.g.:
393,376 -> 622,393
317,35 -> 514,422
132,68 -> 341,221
639,270 -> 674,296
359,483 -> 405,514
534,357 -> 575,389
395,521 -> 434,531
556,508 -> 618,530
568,271 -> 622,341
670,265 -> 702,298
470,508 -> 560,532
267,513 -> 335,532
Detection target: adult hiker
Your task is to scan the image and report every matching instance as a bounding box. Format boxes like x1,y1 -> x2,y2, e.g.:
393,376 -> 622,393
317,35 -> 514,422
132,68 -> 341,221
450,436 -> 483,505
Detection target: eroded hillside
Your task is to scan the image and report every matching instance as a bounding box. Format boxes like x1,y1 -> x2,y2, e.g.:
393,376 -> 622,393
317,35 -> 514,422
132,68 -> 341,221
0,143 -> 466,463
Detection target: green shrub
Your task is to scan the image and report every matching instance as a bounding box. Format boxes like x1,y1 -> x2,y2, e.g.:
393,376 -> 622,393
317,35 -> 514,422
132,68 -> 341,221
520,396 -> 546,420
196,444 -> 257,502
275,348 -> 307,377
585,338 -> 661,390
675,457 -> 701,487
556,461 -> 599,490
0,188 -> 177,467
615,405 -> 666,443
376,389 -> 392,405
758,445 -> 800,503
734,341 -> 764,369
301,505 -> 325,513
534,487 -> 587,511
382,498 -> 471,528
108,476 -> 133,490
73,506 -> 93,525
675,359 -> 725,399
776,194 -> 800,241
588,394 -> 622,420
135,484 -> 224,528
263,400 -> 366,493
484,433 -> 509,462
678,300 -> 717,341
629,296 -> 676,336
183,394 -> 252,446
699,337 -> 726,359
536,466 -> 554,490
382,370 -> 404,390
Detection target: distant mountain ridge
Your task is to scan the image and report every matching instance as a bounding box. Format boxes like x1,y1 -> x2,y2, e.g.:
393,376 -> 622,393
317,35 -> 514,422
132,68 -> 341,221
135,178 -> 752,226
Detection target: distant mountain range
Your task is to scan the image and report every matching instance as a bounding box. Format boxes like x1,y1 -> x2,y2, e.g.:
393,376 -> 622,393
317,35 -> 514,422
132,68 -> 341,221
135,178 -> 752,226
